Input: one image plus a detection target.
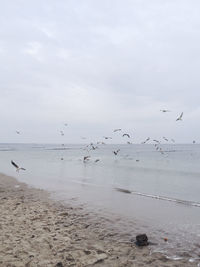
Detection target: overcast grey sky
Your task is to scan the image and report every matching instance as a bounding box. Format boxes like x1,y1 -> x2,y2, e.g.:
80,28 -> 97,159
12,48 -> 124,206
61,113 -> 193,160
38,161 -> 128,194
0,0 -> 200,143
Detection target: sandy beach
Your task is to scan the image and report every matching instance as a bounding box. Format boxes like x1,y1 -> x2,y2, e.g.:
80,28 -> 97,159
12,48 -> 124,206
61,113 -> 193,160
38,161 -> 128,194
0,173 -> 197,267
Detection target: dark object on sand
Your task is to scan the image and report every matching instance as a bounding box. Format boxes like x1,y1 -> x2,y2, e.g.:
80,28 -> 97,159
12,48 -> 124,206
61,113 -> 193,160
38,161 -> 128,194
55,262 -> 64,267
135,234 -> 149,246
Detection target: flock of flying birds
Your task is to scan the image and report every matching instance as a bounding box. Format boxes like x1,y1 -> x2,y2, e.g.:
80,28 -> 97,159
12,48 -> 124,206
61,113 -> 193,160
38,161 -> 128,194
11,110 -> 187,171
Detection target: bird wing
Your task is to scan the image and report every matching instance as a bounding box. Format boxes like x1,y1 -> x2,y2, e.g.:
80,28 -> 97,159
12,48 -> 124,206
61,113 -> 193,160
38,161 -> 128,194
123,134 -> 130,137
20,168 -> 26,170
180,112 -> 183,119
11,160 -> 19,169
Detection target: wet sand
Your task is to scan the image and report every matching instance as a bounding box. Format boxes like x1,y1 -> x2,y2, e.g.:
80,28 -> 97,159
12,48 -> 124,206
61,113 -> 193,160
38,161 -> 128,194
0,173 -> 196,266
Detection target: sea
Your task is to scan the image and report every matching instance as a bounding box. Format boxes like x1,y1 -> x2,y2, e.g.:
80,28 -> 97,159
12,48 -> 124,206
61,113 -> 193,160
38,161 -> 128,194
0,143 -> 200,263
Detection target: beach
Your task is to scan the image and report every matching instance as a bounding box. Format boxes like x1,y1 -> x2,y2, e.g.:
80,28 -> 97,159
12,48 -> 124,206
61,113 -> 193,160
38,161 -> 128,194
0,173 -> 197,267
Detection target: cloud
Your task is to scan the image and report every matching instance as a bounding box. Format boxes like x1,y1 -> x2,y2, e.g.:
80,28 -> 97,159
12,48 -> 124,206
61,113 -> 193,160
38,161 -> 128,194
0,0 -> 200,143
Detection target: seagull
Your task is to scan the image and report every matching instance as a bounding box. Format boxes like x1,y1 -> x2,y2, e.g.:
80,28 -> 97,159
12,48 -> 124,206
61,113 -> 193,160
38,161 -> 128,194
122,133 -> 130,138
94,159 -> 100,163
160,109 -> 170,113
103,136 -> 112,139
113,149 -> 120,155
11,160 -> 26,172
163,137 -> 168,142
60,130 -> 64,136
153,139 -> 160,143
142,137 -> 150,144
127,141 -> 132,144
113,129 -> 122,132
193,140 -> 196,144
83,156 -> 90,162
176,112 -> 183,121
16,131 -> 20,134
91,145 -> 98,150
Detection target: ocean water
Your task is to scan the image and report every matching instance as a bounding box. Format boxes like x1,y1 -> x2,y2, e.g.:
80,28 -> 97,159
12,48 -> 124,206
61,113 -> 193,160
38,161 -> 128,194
0,143 -> 200,261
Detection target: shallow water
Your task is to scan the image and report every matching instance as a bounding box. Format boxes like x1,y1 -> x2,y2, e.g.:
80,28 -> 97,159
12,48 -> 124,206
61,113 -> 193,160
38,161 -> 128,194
0,143 -> 200,261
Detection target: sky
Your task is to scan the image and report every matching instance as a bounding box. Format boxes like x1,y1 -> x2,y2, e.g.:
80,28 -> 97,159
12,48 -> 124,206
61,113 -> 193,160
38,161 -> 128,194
0,0 -> 200,144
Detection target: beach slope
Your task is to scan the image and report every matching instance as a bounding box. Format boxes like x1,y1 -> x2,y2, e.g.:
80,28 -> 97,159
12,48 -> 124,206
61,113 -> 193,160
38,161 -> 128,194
0,173 -> 195,266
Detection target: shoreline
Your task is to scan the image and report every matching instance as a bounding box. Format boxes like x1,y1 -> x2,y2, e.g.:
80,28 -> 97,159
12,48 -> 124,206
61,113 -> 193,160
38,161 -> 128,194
0,173 -> 197,266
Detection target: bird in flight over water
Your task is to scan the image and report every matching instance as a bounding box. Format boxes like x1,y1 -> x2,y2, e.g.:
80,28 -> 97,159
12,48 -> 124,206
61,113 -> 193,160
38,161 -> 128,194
142,137 -> 150,144
122,133 -> 130,138
11,160 -> 26,172
176,112 -> 183,121
160,109 -> 170,113
163,137 -> 168,142
103,136 -> 112,139
113,129 -> 122,132
113,149 -> 120,155
83,156 -> 90,162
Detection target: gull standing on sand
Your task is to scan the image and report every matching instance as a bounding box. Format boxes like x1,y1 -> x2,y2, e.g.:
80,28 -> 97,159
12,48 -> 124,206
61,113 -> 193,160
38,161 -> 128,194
11,160 -> 26,172
176,112 -> 183,121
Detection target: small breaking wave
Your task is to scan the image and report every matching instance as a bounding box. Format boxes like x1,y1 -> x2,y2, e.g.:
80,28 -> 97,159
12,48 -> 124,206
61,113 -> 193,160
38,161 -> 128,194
115,187 -> 200,208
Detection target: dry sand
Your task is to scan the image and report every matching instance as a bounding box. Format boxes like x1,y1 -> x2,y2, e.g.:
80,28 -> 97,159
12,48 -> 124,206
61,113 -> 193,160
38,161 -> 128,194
0,173 -> 197,267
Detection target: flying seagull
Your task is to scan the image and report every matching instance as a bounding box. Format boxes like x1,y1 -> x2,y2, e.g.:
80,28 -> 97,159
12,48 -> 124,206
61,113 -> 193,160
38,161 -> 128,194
103,136 -> 112,139
113,129 -> 122,132
160,109 -> 170,113
163,137 -> 168,142
11,160 -> 26,172
142,137 -> 150,144
113,149 -> 120,155
83,156 -> 90,162
90,145 -> 98,150
176,112 -> 183,121
122,133 -> 130,138
60,130 -> 64,136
